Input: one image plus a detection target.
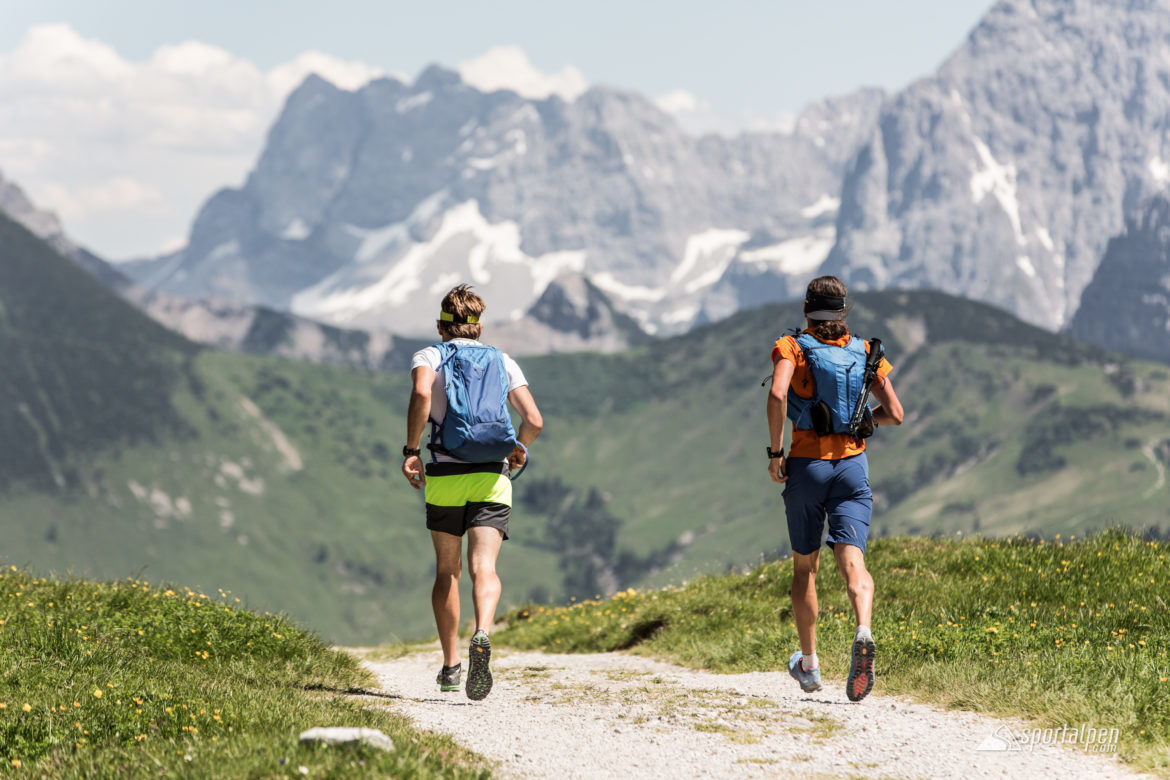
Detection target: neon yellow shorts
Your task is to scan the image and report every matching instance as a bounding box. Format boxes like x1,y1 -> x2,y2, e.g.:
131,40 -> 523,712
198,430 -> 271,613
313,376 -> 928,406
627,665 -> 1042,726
424,462 -> 511,539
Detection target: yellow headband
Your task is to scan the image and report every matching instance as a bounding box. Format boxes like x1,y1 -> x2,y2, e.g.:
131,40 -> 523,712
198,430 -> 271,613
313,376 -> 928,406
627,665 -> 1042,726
439,311 -> 480,324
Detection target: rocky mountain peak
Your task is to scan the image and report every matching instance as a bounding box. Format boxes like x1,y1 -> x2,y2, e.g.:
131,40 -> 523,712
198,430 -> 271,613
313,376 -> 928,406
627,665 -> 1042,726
825,0 -> 1170,331
1068,192 -> 1170,362
125,66 -> 883,342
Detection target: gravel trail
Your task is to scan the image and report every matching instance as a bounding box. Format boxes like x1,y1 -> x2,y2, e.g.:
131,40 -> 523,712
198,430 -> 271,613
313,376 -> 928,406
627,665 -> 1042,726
359,645 -> 1149,779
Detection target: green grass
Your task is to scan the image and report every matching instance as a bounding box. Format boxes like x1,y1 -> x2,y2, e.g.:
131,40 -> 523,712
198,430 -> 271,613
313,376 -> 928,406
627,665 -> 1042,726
497,530 -> 1170,774
0,570 -> 487,778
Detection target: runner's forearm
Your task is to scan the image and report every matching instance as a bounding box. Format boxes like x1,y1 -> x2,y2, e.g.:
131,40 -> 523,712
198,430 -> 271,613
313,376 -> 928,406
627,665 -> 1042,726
766,393 -> 787,452
516,419 -> 542,447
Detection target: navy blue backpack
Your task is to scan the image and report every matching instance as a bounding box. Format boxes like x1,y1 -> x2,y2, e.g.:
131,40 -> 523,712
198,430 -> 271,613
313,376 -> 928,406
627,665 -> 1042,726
429,343 -> 520,465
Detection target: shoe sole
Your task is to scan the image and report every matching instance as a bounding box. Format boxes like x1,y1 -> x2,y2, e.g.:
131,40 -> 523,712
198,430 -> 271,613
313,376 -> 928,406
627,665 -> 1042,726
797,677 -> 822,693
847,636 -> 876,702
439,683 -> 460,692
466,640 -> 493,701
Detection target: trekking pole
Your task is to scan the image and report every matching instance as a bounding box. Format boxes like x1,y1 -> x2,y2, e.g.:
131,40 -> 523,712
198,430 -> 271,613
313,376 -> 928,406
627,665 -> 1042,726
848,338 -> 884,438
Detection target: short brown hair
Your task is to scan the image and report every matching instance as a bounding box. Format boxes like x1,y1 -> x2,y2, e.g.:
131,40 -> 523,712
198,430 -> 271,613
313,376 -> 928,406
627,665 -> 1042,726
805,275 -> 849,341
437,284 -> 485,340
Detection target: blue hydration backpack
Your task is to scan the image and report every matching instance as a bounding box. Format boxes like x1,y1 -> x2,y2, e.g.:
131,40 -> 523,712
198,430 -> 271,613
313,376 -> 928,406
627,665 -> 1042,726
429,342 -> 519,463
786,333 -> 867,435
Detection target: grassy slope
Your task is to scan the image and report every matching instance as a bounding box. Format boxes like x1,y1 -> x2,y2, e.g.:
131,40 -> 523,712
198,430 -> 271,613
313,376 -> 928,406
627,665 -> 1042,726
519,290 -> 1170,585
0,569 -> 486,778
496,531 -> 1170,774
0,212 -> 560,644
3,208 -> 1169,646
4,286 -> 1169,645
0,350 -> 562,646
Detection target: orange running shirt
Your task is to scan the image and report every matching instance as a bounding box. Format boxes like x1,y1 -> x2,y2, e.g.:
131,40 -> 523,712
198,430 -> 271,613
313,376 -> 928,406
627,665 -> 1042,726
771,331 -> 893,460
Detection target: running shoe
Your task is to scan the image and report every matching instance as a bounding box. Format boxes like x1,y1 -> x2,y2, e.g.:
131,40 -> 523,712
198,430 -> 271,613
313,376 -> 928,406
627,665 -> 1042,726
466,630 -> 493,701
436,663 -> 461,692
847,632 -> 876,702
787,649 -> 822,693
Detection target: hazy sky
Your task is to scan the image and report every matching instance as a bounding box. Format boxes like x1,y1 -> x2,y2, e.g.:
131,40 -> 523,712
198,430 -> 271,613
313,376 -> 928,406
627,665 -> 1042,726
1,0 -> 994,259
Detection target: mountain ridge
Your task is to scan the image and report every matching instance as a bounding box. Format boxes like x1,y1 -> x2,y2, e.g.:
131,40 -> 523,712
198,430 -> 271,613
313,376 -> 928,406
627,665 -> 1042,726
124,67 -> 885,338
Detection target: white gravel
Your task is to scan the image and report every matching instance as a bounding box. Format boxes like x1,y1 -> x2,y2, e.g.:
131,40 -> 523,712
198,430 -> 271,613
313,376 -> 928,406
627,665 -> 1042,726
359,645 -> 1150,779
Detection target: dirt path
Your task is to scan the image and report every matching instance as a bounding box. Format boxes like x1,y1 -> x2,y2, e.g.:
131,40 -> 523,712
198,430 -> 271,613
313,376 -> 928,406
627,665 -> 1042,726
357,644 -> 1148,779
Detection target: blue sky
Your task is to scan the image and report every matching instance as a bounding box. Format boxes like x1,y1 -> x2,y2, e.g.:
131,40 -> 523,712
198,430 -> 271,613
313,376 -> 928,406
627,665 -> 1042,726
0,0 -> 995,259
4,0 -> 992,116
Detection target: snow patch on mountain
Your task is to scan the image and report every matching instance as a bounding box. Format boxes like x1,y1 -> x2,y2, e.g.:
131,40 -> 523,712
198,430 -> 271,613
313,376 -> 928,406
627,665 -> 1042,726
671,229 -> 751,291
397,91 -> 433,113
1150,157 -> 1170,186
969,136 -> 1024,246
738,229 -> 835,276
799,195 -> 840,219
291,199 -> 586,335
590,273 -> 667,304
281,219 -> 311,240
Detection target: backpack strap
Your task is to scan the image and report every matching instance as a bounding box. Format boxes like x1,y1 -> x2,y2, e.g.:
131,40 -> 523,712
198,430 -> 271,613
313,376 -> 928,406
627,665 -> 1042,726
433,341 -> 459,372
428,342 -> 459,464
761,327 -> 808,387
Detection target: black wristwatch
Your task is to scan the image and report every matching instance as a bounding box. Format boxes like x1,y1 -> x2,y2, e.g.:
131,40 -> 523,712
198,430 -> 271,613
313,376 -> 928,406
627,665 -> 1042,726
402,445 -> 421,458
766,446 -> 784,459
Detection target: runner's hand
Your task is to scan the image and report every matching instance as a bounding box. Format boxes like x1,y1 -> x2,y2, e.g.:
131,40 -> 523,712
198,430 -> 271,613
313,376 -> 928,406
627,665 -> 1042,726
402,455 -> 425,490
507,444 -> 528,471
768,455 -> 788,484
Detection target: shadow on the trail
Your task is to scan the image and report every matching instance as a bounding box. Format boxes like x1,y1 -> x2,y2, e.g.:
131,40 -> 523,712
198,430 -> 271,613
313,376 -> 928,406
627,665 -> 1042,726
303,684 -> 403,701
796,695 -> 879,707
308,684 -> 481,707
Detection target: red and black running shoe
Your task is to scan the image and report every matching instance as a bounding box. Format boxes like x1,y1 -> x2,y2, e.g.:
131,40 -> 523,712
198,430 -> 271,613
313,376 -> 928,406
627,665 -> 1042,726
846,632 -> 876,702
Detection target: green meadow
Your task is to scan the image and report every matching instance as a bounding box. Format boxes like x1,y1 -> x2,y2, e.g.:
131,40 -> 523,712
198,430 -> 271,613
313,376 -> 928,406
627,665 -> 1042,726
0,568 -> 487,778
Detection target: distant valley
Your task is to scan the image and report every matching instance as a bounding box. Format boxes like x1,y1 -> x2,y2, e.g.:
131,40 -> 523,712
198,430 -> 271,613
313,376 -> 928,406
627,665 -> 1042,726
2,211 -> 1167,644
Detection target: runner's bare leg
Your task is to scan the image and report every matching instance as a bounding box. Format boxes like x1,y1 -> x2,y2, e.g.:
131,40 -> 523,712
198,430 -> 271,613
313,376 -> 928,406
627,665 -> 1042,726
791,550 -> 821,655
467,526 -> 504,632
833,543 -> 874,628
430,530 -> 463,666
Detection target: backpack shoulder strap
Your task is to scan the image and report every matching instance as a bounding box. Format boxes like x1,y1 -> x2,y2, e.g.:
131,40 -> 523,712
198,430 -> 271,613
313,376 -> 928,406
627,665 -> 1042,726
432,341 -> 458,372
795,332 -> 827,354
843,335 -> 867,357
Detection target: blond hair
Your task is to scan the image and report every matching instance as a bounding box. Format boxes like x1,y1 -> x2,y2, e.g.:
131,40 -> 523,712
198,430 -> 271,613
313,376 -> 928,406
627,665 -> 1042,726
437,284 -> 485,340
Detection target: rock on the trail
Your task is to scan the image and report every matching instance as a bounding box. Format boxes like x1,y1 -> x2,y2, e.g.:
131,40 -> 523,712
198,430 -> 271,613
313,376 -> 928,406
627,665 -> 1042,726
298,727 -> 395,752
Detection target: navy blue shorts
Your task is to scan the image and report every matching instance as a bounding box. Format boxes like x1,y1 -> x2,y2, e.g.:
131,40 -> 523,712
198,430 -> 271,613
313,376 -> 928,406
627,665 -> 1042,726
782,454 -> 872,555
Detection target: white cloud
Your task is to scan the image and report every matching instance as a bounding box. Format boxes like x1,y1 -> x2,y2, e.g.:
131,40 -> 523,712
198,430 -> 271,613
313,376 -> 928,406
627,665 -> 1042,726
456,45 -> 587,102
0,24 -> 382,259
656,87 -> 796,138
655,89 -> 702,115
268,50 -> 391,96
